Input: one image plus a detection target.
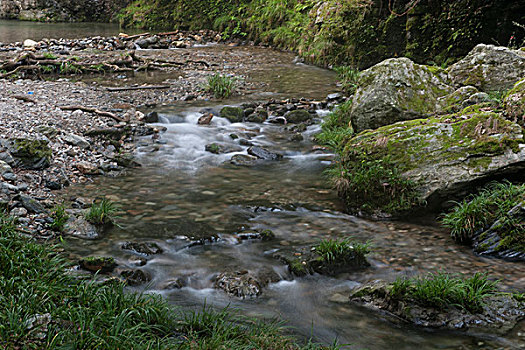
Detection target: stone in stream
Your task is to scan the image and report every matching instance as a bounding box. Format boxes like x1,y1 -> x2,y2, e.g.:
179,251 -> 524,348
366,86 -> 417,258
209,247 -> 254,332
220,106 -> 244,123
230,154 -> 258,166
144,111 -> 159,123
245,113 -> 266,123
121,241 -> 163,256
237,229 -> 275,241
79,256 -> 117,273
198,113 -> 213,125
64,213 -> 101,240
284,109 -> 312,123
215,269 -> 281,299
205,143 -> 242,154
2,138 -> 52,170
349,280 -> 525,336
120,269 -> 151,286
247,146 -> 283,160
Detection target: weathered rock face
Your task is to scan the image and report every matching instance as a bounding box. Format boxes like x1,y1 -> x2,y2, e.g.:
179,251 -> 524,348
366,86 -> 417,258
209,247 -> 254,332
350,57 -> 453,133
448,44 -> 525,92
504,78 -> 525,123
343,108 -> 525,211
0,0 -> 130,22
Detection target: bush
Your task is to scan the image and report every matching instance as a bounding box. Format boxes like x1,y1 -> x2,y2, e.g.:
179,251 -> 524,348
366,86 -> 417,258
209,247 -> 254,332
391,272 -> 498,313
85,198 -> 117,225
205,73 -> 236,99
441,181 -> 525,242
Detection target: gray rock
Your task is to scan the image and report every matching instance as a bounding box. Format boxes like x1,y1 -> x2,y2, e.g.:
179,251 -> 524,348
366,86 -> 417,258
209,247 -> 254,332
247,146 -> 283,160
121,241 -> 163,256
438,85 -> 479,111
0,160 -> 13,175
62,133 -> 90,149
504,78 -> 525,122
3,138 -> 52,170
10,207 -> 27,217
220,106 -> 244,123
448,44 -> 525,92
215,272 -> 262,298
144,111 -> 159,123
64,215 -> 100,239
2,172 -> 16,182
17,194 -> 47,214
464,92 -> 491,106
284,109 -> 312,123
120,269 -> 151,286
230,154 -> 258,166
350,57 -> 453,132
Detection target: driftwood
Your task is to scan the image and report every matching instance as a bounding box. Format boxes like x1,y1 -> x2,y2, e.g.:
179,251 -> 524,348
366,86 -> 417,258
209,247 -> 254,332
106,85 -> 171,92
12,95 -> 36,103
59,105 -> 125,122
121,33 -> 150,41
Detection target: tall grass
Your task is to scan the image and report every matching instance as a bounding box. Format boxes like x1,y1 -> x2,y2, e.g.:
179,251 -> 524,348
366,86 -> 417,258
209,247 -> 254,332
85,198 -> 117,225
316,238 -> 370,264
205,73 -> 236,99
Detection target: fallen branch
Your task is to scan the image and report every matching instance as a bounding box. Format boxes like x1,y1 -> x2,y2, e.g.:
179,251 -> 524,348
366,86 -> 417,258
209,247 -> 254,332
13,95 -> 36,103
59,105 -> 124,122
0,65 -> 40,78
121,33 -> 150,41
106,85 -> 171,92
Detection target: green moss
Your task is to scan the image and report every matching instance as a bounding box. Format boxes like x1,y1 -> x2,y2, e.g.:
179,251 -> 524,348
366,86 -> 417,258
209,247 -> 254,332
13,139 -> 52,160
288,258 -> 308,276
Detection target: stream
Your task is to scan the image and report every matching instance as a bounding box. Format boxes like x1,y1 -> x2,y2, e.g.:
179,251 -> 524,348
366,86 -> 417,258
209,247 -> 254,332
1,20 -> 524,349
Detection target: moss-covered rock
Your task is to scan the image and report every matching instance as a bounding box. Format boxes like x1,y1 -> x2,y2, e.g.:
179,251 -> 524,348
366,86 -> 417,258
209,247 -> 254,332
448,44 -> 525,92
220,106 -> 244,123
79,256 -> 117,273
284,110 -> 312,124
337,109 -> 525,215
438,85 -> 480,112
4,138 -> 52,170
350,57 -> 452,132
504,77 -> 525,123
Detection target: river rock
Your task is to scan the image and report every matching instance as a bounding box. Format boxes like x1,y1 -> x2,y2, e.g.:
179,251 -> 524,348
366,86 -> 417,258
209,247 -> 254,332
64,214 -> 100,239
230,154 -> 258,166
3,138 -> 52,170
215,271 -> 262,298
79,256 -> 117,273
284,109 -> 312,123
75,161 -> 100,175
247,146 -> 283,160
16,194 -> 47,214
220,106 -> 244,123
448,44 -> 525,92
245,113 -> 266,123
120,269 -> 151,286
62,133 -> 90,149
198,113 -> 213,125
121,241 -> 163,256
23,39 -> 38,48
0,160 -> 13,176
341,108 -> 525,213
350,57 -> 453,132
349,280 -> 525,335
504,77 -> 525,123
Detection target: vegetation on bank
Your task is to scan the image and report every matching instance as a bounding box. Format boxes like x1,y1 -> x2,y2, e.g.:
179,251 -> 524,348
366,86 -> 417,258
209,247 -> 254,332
0,212 -> 342,349
85,198 -> 118,226
204,73 -> 237,99
441,182 -> 525,252
119,0 -> 525,68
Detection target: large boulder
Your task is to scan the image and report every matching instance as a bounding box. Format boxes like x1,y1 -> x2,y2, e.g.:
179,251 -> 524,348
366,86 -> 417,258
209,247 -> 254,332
220,106 -> 244,123
2,138 -> 52,169
350,57 -> 453,132
447,44 -> 525,92
341,107 -> 525,213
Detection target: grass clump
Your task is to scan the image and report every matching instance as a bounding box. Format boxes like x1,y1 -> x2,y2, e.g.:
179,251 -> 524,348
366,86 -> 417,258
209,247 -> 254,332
48,204 -> 69,232
315,100 -> 354,153
316,237 -> 370,265
85,198 -> 117,226
441,181 -> 525,243
390,272 -> 498,313
205,73 -> 236,99
0,211 -> 343,349
334,66 -> 360,95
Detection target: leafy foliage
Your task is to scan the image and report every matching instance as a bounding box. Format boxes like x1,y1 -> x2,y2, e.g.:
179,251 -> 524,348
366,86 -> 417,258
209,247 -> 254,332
334,66 -> 360,95
315,100 -> 354,153
49,204 -> 69,232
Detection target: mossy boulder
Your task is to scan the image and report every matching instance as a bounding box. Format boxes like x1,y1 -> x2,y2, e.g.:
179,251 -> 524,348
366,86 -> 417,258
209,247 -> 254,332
79,256 -> 117,273
350,57 -> 453,132
220,106 -> 244,123
503,77 -> 525,123
4,138 -> 52,169
284,110 -> 312,124
438,85 -> 480,112
339,109 -> 525,214
448,44 -> 525,92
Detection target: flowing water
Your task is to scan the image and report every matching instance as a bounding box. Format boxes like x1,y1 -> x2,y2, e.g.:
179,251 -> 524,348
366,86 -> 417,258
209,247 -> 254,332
1,20 -> 523,349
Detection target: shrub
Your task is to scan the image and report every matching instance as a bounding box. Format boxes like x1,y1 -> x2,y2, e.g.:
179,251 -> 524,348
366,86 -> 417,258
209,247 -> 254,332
205,73 -> 236,99
85,198 -> 117,225
316,237 -> 370,264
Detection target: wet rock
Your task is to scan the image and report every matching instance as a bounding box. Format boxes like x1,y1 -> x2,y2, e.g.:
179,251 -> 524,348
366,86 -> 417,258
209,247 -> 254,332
162,277 -> 188,289
135,36 -> 159,49
230,154 -> 258,166
284,109 -> 312,124
220,106 -> 244,123
144,111 -> 159,123
290,133 -> 304,142
113,154 -> 141,168
16,194 -> 47,214
350,57 -> 452,132
4,138 -> 52,169
198,113 -> 214,125
79,256 -> 117,273
448,44 -> 525,92
64,214 -> 100,239
268,116 -> 287,124
327,92 -> 343,101
120,269 -> 151,286
205,143 -> 241,154
238,139 -> 253,146
245,113 -> 266,123
247,146 -> 283,160
62,133 -> 90,149
121,241 -> 163,256
215,271 -> 262,298
237,229 -> 275,241
350,280 -> 525,335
